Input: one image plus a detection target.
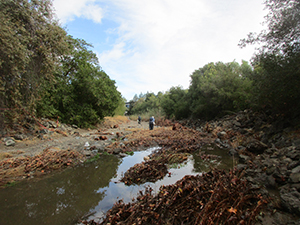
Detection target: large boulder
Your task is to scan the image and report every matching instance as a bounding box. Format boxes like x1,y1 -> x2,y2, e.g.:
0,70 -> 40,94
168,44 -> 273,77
280,186 -> 300,214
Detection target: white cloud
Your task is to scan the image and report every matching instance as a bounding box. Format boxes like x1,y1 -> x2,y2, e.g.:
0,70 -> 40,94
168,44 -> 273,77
53,0 -> 267,100
52,0 -> 103,24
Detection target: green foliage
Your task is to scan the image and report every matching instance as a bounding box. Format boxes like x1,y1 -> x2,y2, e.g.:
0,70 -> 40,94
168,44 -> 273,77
128,92 -> 164,116
0,0 -> 68,126
251,51 -> 300,117
125,151 -> 134,155
161,86 -> 190,119
85,154 -> 100,163
240,0 -> 300,54
128,61 -> 253,121
240,0 -> 300,120
37,37 -> 122,127
5,181 -> 17,187
188,61 -> 253,120
114,97 -> 127,116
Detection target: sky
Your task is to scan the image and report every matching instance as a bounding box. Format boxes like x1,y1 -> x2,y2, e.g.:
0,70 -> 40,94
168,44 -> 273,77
52,0 -> 267,101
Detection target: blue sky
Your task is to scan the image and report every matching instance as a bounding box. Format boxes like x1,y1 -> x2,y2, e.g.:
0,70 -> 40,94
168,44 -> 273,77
52,0 -> 267,101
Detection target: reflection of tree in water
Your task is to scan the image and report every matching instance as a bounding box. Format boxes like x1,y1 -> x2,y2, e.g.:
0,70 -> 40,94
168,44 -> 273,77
0,155 -> 120,225
192,145 -> 236,173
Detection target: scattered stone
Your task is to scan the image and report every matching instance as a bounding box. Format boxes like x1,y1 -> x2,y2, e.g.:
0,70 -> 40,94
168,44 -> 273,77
280,187 -> 300,214
39,129 -> 48,134
228,148 -> 238,156
14,134 -> 27,141
5,139 -> 15,147
239,154 -> 251,163
99,136 -> 108,140
246,138 -> 268,154
91,150 -> 98,154
83,150 -> 91,156
73,131 -> 80,136
119,153 -> 127,158
113,148 -> 122,154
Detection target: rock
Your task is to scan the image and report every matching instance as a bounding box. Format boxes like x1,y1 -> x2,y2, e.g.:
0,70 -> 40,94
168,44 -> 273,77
232,121 -> 241,127
50,121 -> 58,128
113,148 -> 122,154
282,157 -> 293,165
73,131 -> 80,136
99,136 -> 108,140
119,143 -> 125,147
266,175 -> 277,188
288,161 -> 299,170
5,139 -> 15,146
40,129 -> 49,134
280,187 -> 300,214
228,148 -> 238,156
214,138 -> 230,148
266,166 -> 276,175
14,134 -> 27,140
42,121 -> 51,128
83,150 -> 91,156
239,154 -> 251,163
291,165 -> 300,174
236,164 -> 247,171
246,138 -> 268,154
119,153 -> 127,158
217,131 -> 227,139
286,150 -> 300,160
290,173 -> 300,183
72,124 -> 78,129
91,150 -> 98,154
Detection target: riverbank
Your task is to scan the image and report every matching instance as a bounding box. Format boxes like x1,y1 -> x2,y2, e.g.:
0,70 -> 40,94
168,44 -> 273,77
1,112 -> 300,224
0,116 -> 147,187
83,110 -> 300,225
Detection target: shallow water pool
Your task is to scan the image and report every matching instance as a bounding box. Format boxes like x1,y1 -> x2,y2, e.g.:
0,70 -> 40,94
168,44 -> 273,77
0,145 -> 236,225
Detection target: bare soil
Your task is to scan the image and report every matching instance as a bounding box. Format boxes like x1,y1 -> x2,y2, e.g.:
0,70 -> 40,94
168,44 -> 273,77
0,118 -> 150,187
0,119 -> 149,159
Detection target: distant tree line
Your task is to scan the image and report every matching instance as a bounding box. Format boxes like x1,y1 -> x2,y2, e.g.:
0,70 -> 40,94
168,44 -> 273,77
0,0 -> 124,129
128,0 -> 300,124
127,60 -> 253,120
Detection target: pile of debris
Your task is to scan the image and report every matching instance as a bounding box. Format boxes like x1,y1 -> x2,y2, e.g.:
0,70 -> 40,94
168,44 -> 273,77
82,169 -> 268,225
0,148 -> 85,186
121,159 -> 168,185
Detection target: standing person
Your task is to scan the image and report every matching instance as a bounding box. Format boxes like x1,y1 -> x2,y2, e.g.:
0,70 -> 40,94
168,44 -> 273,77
149,116 -> 155,130
138,116 -> 141,124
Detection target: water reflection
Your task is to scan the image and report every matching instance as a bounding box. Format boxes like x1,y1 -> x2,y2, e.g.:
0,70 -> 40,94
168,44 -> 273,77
0,145 -> 235,225
0,155 -> 119,225
86,145 -> 236,223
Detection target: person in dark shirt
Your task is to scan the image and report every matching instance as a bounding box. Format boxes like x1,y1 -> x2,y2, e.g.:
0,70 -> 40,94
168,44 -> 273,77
149,116 -> 155,130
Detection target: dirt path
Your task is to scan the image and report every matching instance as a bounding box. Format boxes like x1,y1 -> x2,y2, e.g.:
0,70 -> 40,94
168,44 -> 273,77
0,119 -> 150,159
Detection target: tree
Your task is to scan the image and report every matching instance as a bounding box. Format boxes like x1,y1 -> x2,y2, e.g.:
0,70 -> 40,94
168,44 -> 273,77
114,97 -> 127,116
161,86 -> 189,119
127,92 -> 164,117
37,37 -> 122,127
240,0 -> 300,119
0,0 -> 68,126
239,0 -> 300,54
251,50 -> 300,118
188,61 -> 253,120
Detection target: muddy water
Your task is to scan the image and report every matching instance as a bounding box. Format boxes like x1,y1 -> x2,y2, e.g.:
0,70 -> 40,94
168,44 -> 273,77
0,145 -> 236,225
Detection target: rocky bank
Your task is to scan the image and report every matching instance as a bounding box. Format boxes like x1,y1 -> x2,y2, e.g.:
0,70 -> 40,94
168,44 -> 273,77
183,110 -> 300,224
